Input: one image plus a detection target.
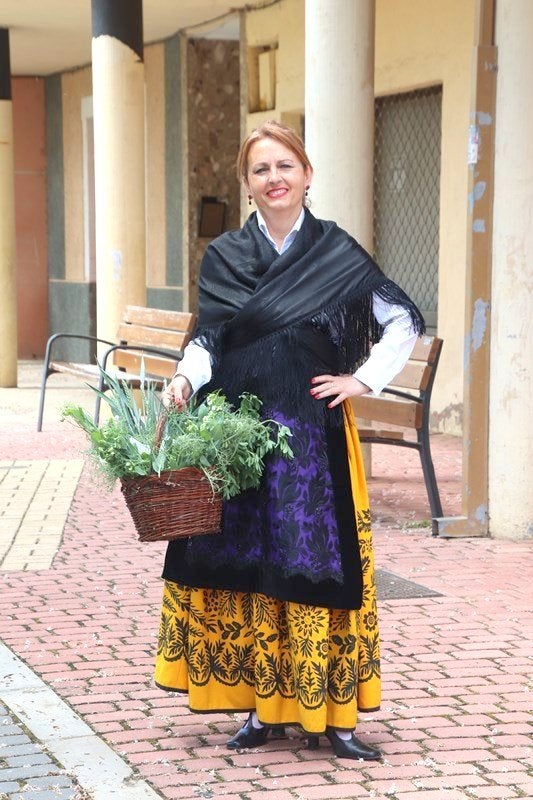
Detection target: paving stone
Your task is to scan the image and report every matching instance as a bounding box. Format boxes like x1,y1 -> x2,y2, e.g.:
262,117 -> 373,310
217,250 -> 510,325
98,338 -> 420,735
292,785 -> 372,799
0,743 -> 41,758
0,781 -> 20,794
0,764 -> 56,782
4,753 -> 56,770
9,791 -> 79,800
0,724 -> 25,737
0,735 -> 32,747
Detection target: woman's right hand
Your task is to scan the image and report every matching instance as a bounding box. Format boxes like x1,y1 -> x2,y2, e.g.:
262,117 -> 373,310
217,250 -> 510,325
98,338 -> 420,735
161,374 -> 192,411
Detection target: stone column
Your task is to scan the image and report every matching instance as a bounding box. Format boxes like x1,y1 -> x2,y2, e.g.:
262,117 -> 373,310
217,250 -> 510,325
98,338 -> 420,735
489,0 -> 533,538
0,28 -> 17,387
305,0 -> 375,474
91,0 -> 146,347
304,0 -> 375,246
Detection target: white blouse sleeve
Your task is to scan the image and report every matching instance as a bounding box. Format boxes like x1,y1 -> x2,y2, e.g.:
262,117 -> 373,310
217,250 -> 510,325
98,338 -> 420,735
174,340 -> 212,395
353,294 -> 419,396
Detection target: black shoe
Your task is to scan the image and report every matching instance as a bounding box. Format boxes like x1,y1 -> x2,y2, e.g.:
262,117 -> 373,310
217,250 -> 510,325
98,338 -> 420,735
307,728 -> 381,761
227,713 -> 272,750
270,725 -> 287,739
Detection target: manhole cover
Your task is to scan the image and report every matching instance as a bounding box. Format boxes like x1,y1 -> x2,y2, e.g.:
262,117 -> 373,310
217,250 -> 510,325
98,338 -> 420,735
375,568 -> 442,601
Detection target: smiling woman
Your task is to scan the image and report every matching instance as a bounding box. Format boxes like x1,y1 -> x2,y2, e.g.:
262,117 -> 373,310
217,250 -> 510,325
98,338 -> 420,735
243,137 -> 312,249
156,120 -> 425,760
238,123 -> 313,251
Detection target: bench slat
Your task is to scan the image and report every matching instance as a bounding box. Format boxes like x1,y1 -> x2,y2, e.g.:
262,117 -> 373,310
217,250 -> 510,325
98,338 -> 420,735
357,427 -> 405,441
116,323 -> 188,351
124,306 -> 196,333
410,335 -> 441,364
49,362 -> 100,380
114,351 -> 178,379
352,394 -> 423,429
49,360 -> 171,387
389,361 -> 432,392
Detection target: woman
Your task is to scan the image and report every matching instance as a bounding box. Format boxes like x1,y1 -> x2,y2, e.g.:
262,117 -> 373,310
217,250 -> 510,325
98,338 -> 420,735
155,121 -> 424,760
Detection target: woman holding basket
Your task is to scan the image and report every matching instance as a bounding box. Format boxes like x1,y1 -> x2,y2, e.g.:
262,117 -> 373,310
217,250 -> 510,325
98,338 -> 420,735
156,121 -> 424,760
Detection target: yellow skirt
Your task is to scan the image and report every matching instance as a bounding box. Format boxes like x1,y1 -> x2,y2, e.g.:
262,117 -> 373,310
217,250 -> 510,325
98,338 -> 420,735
154,401 -> 380,733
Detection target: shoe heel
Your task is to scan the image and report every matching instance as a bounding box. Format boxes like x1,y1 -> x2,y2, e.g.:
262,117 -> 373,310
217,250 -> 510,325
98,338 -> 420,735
307,735 -> 319,750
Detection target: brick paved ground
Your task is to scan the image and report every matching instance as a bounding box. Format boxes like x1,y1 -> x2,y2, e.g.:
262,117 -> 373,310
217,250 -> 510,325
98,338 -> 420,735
0,364 -> 531,800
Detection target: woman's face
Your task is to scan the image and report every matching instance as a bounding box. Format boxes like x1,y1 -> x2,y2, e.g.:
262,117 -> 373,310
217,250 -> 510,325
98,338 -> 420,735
245,137 -> 312,219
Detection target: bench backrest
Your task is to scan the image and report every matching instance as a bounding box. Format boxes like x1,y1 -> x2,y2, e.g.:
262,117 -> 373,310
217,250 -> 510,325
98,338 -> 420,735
352,334 -> 443,430
113,305 -> 197,379
385,334 -> 443,397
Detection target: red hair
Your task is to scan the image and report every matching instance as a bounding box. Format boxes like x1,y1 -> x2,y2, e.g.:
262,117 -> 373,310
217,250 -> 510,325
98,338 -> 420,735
236,120 -> 312,181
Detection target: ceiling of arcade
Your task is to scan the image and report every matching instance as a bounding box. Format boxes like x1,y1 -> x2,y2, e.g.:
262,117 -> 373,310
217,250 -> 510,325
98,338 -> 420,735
1,0 -> 252,76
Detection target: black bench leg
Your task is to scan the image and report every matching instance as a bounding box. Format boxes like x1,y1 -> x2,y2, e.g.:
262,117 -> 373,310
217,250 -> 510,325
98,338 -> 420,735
417,425 -> 443,519
37,340 -> 55,432
93,374 -> 109,426
37,370 -> 47,432
94,382 -> 103,426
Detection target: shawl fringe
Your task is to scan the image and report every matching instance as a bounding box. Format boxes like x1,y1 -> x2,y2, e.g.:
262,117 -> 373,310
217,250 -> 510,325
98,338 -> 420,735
196,278 -> 424,425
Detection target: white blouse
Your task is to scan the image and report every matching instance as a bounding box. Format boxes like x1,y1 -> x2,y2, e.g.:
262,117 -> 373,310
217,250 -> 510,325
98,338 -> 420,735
177,210 -> 418,396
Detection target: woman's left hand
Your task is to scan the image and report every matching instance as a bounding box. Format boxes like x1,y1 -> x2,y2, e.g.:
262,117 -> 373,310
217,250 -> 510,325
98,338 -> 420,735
310,374 -> 371,408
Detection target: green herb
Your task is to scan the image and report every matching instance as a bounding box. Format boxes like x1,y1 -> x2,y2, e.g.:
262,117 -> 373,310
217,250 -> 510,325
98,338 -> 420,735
62,366 -> 293,500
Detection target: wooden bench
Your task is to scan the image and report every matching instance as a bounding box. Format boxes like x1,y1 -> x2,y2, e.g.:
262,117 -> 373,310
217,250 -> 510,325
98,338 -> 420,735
37,305 -> 197,431
351,335 -> 444,519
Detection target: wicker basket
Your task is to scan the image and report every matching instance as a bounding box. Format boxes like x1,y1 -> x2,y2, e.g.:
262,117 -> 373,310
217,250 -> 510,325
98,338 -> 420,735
121,467 -> 222,542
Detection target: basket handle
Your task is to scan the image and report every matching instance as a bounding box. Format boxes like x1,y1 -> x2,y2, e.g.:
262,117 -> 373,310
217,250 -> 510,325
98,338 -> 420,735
154,414 -> 167,453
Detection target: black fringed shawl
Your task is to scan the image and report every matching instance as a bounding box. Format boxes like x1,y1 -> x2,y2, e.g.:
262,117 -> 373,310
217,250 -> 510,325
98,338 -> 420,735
162,209 -> 424,609
193,208 -> 424,422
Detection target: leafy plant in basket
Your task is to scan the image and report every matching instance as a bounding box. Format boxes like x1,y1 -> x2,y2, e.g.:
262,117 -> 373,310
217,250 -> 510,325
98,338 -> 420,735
62,365 -> 293,541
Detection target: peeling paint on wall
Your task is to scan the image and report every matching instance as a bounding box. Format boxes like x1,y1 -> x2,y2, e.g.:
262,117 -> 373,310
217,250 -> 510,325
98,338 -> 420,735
473,219 -> 486,232
430,402 -> 463,431
473,181 -> 486,201
468,180 -> 486,213
464,333 -> 471,375
471,298 -> 489,352
110,249 -> 123,281
475,504 -> 487,523
500,386 -> 519,412
477,111 -> 492,126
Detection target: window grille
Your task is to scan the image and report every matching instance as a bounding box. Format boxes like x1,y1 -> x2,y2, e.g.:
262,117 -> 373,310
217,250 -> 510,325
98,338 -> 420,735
374,86 -> 442,331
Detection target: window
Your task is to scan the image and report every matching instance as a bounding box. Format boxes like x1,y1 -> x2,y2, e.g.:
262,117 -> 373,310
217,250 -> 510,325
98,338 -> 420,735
247,45 -> 277,113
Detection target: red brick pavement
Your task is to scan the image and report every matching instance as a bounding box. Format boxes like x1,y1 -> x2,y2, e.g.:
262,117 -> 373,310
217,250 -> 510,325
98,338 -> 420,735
0,415 -> 532,800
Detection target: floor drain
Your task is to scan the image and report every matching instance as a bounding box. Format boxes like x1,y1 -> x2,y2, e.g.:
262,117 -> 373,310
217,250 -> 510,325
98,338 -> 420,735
375,568 -> 442,601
